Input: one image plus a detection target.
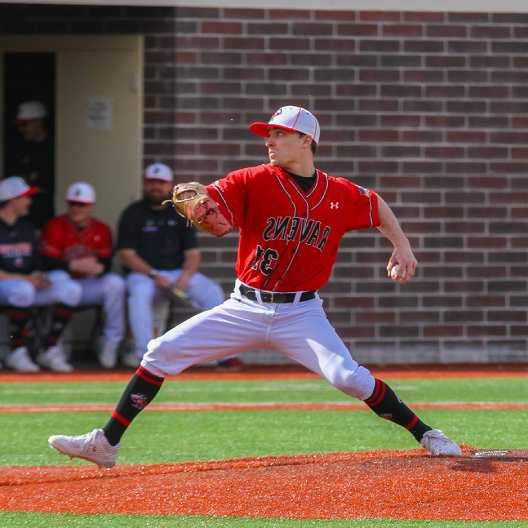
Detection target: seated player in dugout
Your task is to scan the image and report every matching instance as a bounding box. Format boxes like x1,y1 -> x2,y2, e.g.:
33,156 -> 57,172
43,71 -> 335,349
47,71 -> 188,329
49,106 -> 461,468
0,177 -> 82,373
39,182 -> 126,369
114,162 -> 238,370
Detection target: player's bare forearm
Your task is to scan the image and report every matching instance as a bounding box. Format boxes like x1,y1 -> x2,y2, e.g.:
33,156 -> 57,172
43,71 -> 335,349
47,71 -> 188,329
0,270 -> 50,288
376,197 -> 417,283
376,197 -> 411,249
69,256 -> 100,276
0,269 -> 18,281
118,248 -> 153,276
182,248 -> 200,275
174,249 -> 201,290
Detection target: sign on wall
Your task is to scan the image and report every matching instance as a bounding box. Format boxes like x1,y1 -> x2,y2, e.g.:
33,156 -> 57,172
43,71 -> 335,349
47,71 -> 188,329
86,96 -> 113,131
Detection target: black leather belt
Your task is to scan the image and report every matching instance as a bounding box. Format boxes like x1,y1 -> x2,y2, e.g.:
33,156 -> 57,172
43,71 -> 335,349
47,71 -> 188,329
239,284 -> 316,303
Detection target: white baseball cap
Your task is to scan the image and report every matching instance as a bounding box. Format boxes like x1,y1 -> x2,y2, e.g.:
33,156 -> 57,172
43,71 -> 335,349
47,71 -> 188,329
16,101 -> 47,122
249,105 -> 320,144
144,162 -> 173,182
0,176 -> 39,202
66,181 -> 96,204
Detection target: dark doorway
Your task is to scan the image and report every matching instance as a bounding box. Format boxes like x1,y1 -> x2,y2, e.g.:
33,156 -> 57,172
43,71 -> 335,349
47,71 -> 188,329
3,52 -> 56,227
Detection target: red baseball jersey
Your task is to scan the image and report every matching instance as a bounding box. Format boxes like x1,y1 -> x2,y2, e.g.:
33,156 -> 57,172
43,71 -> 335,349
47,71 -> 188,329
40,214 -> 113,262
207,163 -> 380,292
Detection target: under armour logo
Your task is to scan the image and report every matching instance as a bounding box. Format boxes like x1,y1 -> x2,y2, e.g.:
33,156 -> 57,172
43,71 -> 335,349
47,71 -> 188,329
330,202 -> 339,209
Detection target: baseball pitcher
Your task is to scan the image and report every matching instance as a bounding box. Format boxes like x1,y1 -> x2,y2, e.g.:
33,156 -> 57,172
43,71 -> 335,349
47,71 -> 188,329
49,106 -> 461,467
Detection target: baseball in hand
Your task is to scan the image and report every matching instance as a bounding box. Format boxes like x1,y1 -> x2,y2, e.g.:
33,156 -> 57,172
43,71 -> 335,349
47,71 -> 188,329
390,265 -> 402,280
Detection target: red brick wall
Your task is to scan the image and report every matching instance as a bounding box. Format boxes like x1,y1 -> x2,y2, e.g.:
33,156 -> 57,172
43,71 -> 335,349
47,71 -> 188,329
2,5 -> 527,363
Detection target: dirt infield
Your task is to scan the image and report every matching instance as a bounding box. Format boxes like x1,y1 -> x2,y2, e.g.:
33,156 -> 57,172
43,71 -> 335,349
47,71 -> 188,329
2,365 -> 526,521
0,363 -> 526,383
1,449 -> 527,521
1,401 -> 527,414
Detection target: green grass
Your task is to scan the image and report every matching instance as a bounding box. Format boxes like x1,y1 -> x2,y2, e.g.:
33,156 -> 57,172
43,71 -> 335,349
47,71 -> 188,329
0,512 -> 526,528
1,408 -> 526,466
1,374 -> 527,527
1,376 -> 527,405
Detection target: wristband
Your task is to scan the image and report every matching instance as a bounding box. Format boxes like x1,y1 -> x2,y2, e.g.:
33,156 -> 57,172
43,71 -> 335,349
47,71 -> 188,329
148,269 -> 159,279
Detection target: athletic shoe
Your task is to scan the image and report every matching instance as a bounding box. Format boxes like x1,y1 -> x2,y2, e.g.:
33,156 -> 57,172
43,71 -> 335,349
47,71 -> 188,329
98,340 -> 119,369
4,346 -> 40,373
420,429 -> 461,456
121,350 -> 141,368
37,345 -> 74,373
216,357 -> 245,371
48,428 -> 119,469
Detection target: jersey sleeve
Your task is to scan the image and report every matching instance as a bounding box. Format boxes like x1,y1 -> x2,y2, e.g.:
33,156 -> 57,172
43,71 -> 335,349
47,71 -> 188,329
206,169 -> 249,228
342,180 -> 380,231
40,218 -> 65,259
116,206 -> 138,250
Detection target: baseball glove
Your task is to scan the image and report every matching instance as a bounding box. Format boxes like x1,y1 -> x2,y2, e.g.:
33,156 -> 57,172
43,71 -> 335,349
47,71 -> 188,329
163,182 -> 232,237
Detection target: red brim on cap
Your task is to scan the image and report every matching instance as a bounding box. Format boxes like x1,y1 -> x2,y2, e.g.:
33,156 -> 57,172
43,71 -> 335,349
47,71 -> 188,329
21,187 -> 40,197
67,199 -> 94,205
249,122 -> 299,138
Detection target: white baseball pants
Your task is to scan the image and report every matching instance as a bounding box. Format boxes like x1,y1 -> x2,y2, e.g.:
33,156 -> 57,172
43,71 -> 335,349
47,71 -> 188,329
0,270 -> 82,308
75,273 -> 126,346
127,270 -> 224,355
142,281 -> 375,400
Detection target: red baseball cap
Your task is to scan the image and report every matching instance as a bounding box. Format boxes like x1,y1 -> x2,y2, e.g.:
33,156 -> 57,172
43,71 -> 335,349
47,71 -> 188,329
0,177 -> 39,202
249,106 -> 320,144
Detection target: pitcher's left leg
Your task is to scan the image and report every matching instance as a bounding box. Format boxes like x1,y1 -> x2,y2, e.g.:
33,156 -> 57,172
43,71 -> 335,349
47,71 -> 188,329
272,300 -> 374,398
272,300 -> 460,456
103,297 -> 266,446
